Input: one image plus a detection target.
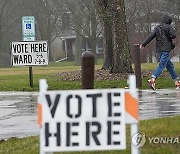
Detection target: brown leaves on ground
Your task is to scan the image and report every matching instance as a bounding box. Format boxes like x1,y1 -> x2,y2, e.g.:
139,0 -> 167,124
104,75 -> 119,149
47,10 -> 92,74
52,69 -> 170,81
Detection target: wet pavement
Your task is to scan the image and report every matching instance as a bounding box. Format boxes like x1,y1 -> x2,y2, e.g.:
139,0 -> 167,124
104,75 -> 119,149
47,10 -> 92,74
0,89 -> 179,140
139,89 -> 180,120
0,92 -> 39,140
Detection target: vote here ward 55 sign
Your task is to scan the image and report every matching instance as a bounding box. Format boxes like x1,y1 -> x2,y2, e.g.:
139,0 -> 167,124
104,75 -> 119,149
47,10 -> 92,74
11,41 -> 49,66
39,89 -> 126,152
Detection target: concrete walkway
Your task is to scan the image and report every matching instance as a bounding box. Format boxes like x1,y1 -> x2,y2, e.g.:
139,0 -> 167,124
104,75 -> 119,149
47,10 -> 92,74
0,89 -> 179,140
139,89 -> 180,120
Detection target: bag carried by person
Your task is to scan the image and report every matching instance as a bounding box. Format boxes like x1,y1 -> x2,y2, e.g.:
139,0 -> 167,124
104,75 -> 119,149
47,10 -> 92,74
158,25 -> 175,49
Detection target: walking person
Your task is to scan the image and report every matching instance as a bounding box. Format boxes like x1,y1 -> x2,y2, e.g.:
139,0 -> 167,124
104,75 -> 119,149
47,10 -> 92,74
140,14 -> 180,90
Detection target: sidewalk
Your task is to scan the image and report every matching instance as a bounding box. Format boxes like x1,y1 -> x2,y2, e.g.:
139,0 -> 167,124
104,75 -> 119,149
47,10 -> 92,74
139,89 -> 180,120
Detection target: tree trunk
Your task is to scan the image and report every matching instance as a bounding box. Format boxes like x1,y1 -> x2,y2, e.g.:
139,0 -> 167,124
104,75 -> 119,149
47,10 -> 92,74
90,3 -> 98,64
147,17 -> 153,63
95,0 -> 114,70
111,0 -> 133,73
102,20 -> 113,70
0,28 -> 2,67
75,33 -> 83,65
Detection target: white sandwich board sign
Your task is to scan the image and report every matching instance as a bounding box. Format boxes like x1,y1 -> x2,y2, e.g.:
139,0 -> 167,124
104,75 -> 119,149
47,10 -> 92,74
39,89 -> 126,152
11,41 -> 49,66
38,75 -> 139,154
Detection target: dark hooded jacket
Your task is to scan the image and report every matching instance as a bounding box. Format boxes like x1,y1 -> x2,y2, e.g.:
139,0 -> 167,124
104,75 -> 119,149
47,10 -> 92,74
142,15 -> 176,52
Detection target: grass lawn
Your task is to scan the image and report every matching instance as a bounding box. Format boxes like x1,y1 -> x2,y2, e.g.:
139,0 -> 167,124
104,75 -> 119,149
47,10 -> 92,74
0,61 -> 180,91
0,116 -> 179,154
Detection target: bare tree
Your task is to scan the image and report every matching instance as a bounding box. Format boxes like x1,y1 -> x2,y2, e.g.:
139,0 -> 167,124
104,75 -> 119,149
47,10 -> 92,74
1,0 -> 180,68
23,0 -> 62,61
96,0 -> 133,73
60,0 -> 101,65
96,0 -> 114,70
111,0 -> 133,73
0,0 -> 9,66
0,0 -> 21,67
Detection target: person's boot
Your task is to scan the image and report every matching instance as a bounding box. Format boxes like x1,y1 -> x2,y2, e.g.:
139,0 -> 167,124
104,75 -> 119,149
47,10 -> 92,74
175,80 -> 180,89
147,78 -> 156,90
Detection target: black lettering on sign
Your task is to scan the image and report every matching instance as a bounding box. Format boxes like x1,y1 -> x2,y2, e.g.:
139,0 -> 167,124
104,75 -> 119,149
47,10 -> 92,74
114,112 -> 121,117
86,122 -> 101,146
12,44 -> 28,53
66,95 -> 82,118
107,92 -> 121,117
107,93 -> 112,116
13,55 -> 32,64
54,123 -> 61,146
36,53 -> 43,58
39,43 -> 47,52
30,43 -> 38,52
86,93 -> 102,117
43,43 -> 47,52
45,94 -> 60,118
30,43 -> 47,52
107,121 -> 121,145
12,44 -> 19,53
107,121 -> 111,145
66,122 -> 79,146
39,43 -> 43,52
45,122 -> 61,147
45,123 -> 52,146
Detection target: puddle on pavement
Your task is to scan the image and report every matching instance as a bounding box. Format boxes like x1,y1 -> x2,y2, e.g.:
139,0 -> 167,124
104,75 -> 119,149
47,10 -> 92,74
0,90 -> 179,140
0,92 -> 39,140
139,89 -> 180,120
